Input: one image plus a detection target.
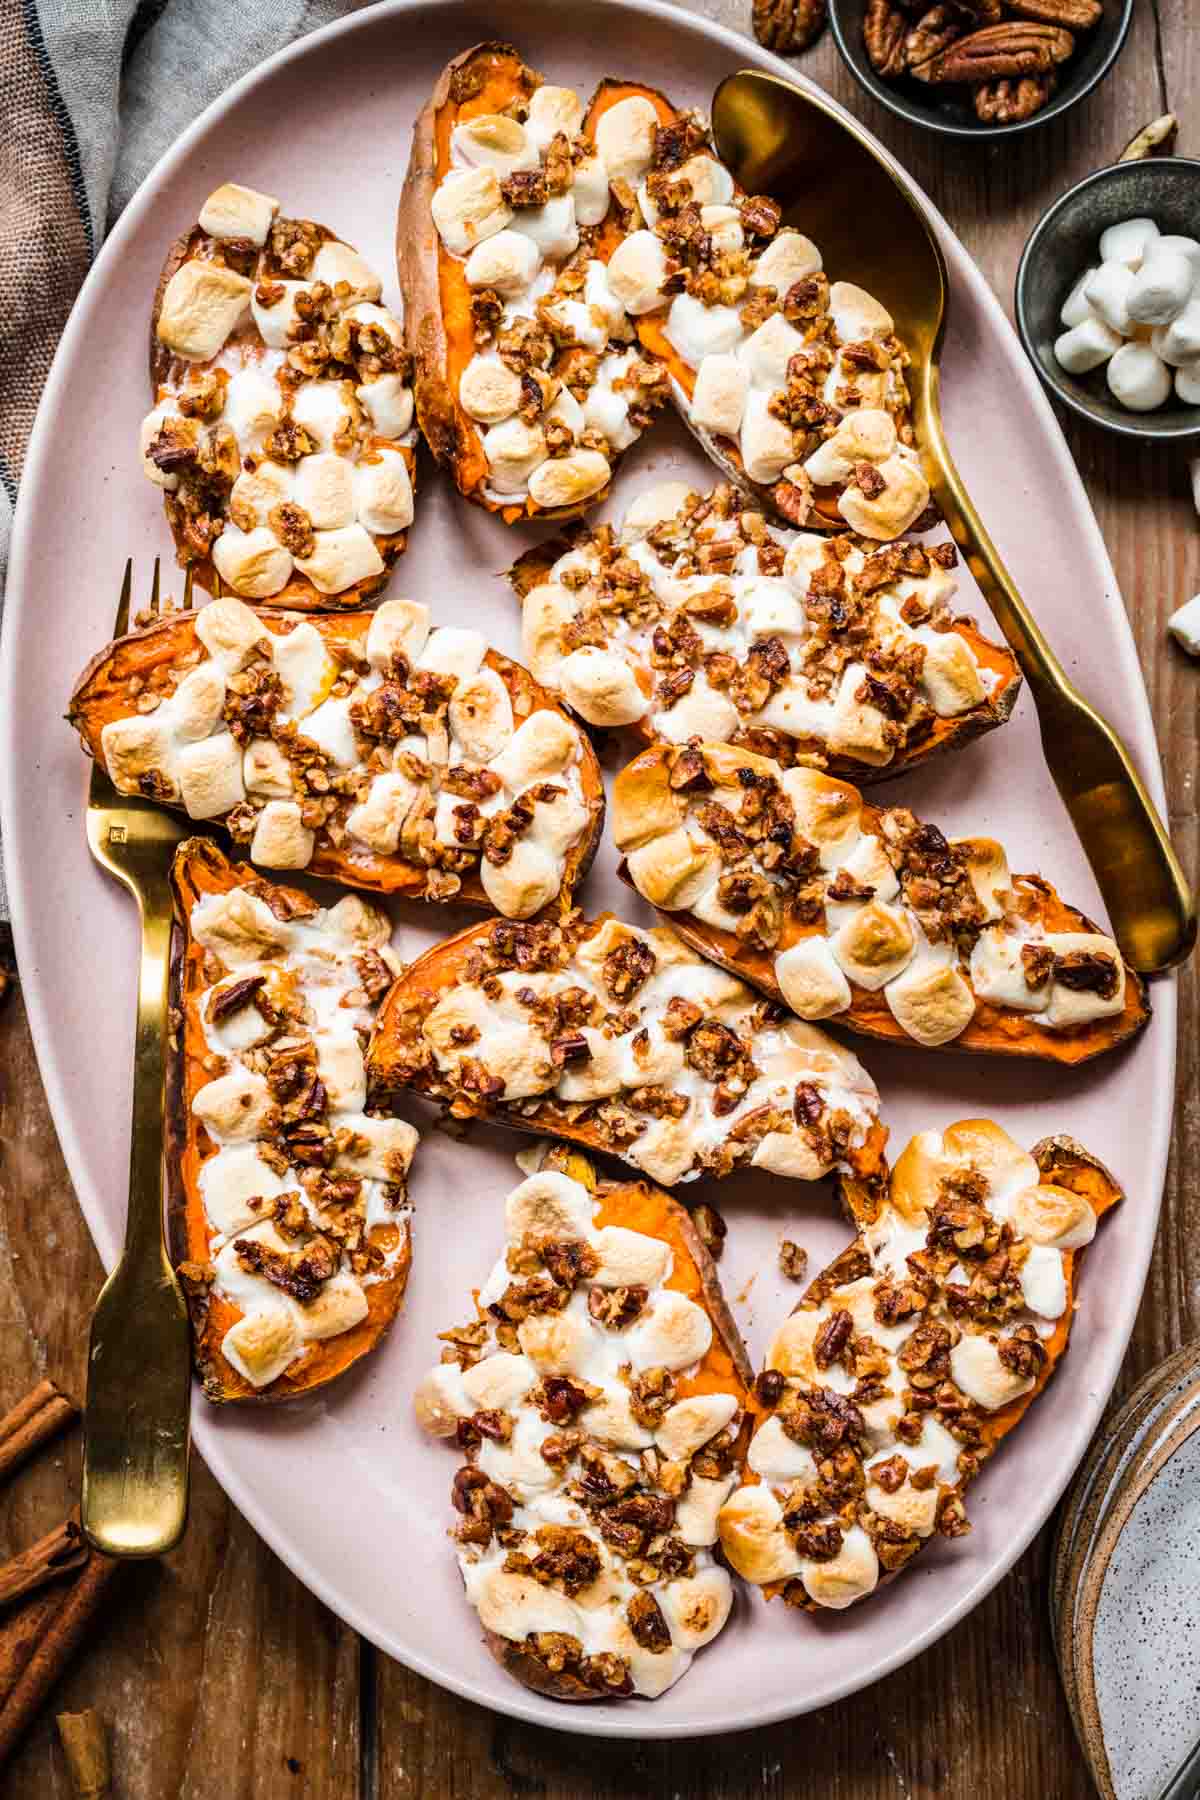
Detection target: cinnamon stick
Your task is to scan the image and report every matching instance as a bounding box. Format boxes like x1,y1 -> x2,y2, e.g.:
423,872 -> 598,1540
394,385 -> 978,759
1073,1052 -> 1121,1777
0,1547 -> 118,1768
0,1518 -> 89,1612
56,1708 -> 111,1798
0,1380 -> 78,1485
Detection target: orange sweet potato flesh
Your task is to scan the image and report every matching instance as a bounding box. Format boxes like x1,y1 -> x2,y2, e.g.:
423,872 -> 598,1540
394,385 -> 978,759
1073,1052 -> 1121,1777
614,743 -> 1150,1064
365,912 -> 890,1187
398,44 -> 625,525
150,223 -> 414,612
67,608 -> 604,910
510,541 -> 1021,785
166,837 -> 412,1403
837,1133 -> 1123,1461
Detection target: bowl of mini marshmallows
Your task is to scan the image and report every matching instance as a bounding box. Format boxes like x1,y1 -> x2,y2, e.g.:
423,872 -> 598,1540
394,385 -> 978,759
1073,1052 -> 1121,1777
1016,158 -> 1200,442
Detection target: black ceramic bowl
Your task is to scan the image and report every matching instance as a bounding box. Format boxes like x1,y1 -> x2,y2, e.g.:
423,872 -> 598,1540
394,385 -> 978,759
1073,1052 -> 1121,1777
1016,158 -> 1200,442
827,0 -> 1132,142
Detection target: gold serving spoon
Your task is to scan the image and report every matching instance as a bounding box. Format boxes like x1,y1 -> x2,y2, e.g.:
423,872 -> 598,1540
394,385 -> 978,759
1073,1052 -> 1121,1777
712,71 -> 1195,974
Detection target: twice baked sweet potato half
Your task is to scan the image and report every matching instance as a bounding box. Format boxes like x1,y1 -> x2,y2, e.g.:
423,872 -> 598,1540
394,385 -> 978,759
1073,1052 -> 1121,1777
365,909 -> 886,1188
167,838 -> 417,1402
399,43 -> 667,522
580,80 -> 932,538
69,594 -> 604,917
413,1144 -> 754,1700
144,181 -> 417,608
718,1120 -> 1122,1611
613,740 -> 1149,1063
510,478 -> 1020,778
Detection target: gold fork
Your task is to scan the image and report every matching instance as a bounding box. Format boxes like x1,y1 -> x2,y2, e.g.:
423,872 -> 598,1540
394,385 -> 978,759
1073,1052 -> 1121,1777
81,558 -> 193,1557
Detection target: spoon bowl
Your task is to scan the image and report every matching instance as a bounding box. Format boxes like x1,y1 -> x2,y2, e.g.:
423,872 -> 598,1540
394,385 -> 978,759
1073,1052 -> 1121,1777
711,70 -> 1194,975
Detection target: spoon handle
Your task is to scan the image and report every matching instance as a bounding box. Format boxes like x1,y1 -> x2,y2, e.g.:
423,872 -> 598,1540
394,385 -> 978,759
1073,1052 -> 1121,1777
917,365 -> 1195,975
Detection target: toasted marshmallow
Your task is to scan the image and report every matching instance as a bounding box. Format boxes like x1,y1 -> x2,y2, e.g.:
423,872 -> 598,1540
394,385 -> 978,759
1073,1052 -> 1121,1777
173,663 -> 226,742
464,228 -> 541,296
243,738 -> 293,800
229,461 -> 293,528
357,371 -> 414,438
528,449 -> 610,510
211,525 -> 293,599
299,695 -> 359,769
594,95 -> 659,184
448,665 -> 514,760
1041,931 -> 1125,1028
839,454 -> 929,539
481,838 -> 560,918
626,828 -> 718,911
223,368 -> 282,444
606,229 -> 670,315
885,955 -> 975,1046
101,716 -> 177,798
801,1525 -> 880,1610
654,674 -> 738,743
1011,1182 -> 1096,1251
1107,341 -> 1172,411
482,418 -> 547,494
621,479 -> 694,540
520,582 -> 575,685
1054,316 -> 1123,375
676,155 -> 735,207
751,229 -> 822,292
525,85 -> 584,151
489,709 -> 577,789
345,772 -> 416,855
199,182 -> 278,245
701,203 -> 744,254
1177,363 -> 1200,404
458,354 -> 522,425
157,260 -> 252,361
718,1483 -> 803,1584
365,599 -> 430,672
950,1333 -> 1035,1411
506,1171 -> 594,1241
199,1144 -> 286,1236
193,1066 -> 273,1142
271,620 -> 334,719
293,452 -> 355,530
665,291 -> 744,363
737,387 -> 794,485
451,113 -> 538,177
431,167 -> 512,256
222,1308 -> 300,1389
626,1291 -> 712,1372
294,523 -> 385,594
336,1114 -> 417,1182
591,1226 -> 674,1290
417,626 -> 486,684
658,1567 -> 733,1651
508,194 -> 579,262
177,731 -> 246,820
571,152 -> 611,227
582,380 -> 636,454
919,629 -> 985,715
310,241 -> 382,302
774,936 -> 853,1020
559,646 -> 648,726
831,899 -> 915,990
251,279 -> 311,349
355,449 -> 414,535
249,799 -> 315,868
803,408 -> 895,486
739,313 -> 807,389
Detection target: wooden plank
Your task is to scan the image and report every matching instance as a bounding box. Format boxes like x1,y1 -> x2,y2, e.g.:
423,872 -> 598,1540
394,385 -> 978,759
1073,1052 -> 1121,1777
0,987 -> 364,1800
1,3 -> 1196,1793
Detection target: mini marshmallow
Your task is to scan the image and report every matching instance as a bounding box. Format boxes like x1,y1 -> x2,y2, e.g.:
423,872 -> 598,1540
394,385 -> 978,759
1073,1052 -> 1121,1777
1098,217 -> 1159,269
1152,299 -> 1200,367
1127,245 -> 1196,326
1167,594 -> 1200,656
1083,262 -> 1137,336
1107,341 -> 1171,411
1060,266 -> 1098,328
1054,317 -> 1123,375
1156,235 -> 1200,281
1177,363 -> 1200,404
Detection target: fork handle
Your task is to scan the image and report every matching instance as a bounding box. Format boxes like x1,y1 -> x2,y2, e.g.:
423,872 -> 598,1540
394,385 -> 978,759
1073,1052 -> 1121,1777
918,367 -> 1195,976
82,873 -> 191,1557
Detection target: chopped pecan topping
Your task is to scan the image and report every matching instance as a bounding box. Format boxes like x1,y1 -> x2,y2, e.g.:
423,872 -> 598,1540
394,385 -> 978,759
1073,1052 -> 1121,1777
587,1285 -> 648,1329
602,934 -> 656,1002
626,1591 -> 672,1652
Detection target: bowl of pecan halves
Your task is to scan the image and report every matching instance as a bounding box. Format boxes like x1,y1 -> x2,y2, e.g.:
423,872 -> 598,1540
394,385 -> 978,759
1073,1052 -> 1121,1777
828,0 -> 1133,139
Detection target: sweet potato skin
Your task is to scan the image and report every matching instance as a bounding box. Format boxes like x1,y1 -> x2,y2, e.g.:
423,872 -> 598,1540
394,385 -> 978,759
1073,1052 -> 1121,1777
509,539 -> 1022,785
364,912 -> 890,1186
397,46 -> 629,525
149,223 -> 414,612
612,742 -> 1150,1064
67,609 -> 605,911
165,837 -> 412,1403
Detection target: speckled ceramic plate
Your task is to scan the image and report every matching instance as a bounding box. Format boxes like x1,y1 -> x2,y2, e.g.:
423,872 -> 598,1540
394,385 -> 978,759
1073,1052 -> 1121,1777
0,0 -> 1177,1739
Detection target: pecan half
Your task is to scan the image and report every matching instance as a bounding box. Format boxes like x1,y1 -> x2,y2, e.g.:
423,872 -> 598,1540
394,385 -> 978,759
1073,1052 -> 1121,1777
923,21 -> 1073,83
863,0 -> 908,76
1008,0 -> 1098,24
752,0 -> 827,54
974,71 -> 1058,122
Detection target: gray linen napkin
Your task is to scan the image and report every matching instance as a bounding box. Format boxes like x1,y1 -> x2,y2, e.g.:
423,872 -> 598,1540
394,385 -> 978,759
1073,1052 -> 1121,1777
0,0 -> 361,925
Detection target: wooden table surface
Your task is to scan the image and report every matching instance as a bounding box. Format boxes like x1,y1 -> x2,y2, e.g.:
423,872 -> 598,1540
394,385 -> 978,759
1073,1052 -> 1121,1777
1,4 -> 1196,1793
